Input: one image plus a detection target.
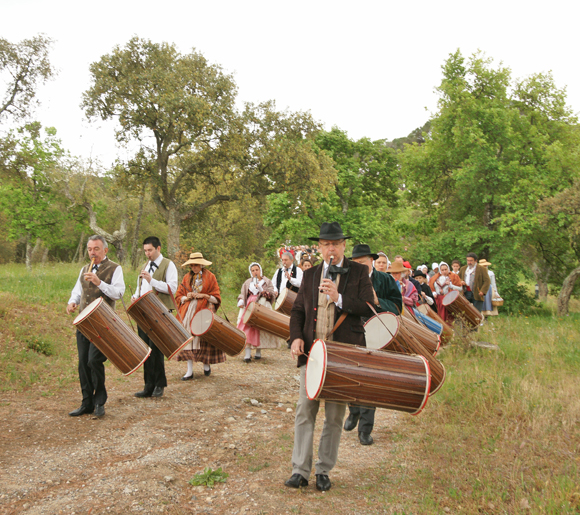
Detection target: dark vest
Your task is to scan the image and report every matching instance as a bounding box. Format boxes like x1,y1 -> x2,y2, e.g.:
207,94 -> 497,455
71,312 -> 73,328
276,264 -> 299,293
138,258 -> 173,310
80,258 -> 120,311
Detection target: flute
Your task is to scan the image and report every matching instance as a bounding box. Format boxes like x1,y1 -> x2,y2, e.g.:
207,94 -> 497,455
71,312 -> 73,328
324,256 -> 334,279
137,261 -> 148,298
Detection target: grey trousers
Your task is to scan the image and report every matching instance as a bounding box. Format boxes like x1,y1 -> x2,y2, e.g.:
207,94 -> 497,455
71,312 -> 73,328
291,365 -> 346,478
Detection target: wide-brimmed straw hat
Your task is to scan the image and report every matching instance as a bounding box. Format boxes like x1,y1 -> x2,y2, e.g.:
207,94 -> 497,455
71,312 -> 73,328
308,222 -> 351,242
181,252 -> 212,267
479,258 -> 492,267
387,261 -> 407,273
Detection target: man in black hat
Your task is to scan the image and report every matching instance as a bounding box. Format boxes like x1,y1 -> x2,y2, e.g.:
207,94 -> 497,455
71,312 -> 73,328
285,222 -> 374,492
343,244 -> 403,445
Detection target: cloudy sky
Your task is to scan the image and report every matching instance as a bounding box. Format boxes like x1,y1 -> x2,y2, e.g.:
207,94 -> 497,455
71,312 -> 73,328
3,0 -> 579,166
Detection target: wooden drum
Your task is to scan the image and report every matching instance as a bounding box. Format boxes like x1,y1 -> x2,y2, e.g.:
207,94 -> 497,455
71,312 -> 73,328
242,302 -> 290,340
127,291 -> 193,359
399,315 -> 441,356
443,291 -> 483,328
191,309 -> 246,357
363,312 -> 400,350
417,304 -> 454,344
274,289 -> 297,316
387,321 -> 446,395
73,298 -> 151,376
305,340 -> 431,415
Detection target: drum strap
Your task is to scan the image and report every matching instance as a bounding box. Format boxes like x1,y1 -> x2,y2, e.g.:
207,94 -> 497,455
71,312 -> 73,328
365,302 -> 398,339
326,313 -> 347,338
119,295 -> 136,333
167,285 -> 184,323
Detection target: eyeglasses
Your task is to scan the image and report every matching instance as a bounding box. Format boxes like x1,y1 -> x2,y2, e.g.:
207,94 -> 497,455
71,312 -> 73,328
319,240 -> 345,248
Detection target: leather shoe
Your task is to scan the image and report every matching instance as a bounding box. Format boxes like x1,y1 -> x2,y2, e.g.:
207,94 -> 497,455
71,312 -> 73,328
181,374 -> 194,381
204,366 -> 211,376
316,474 -> 331,491
244,358 -> 251,364
359,432 -> 374,445
284,473 -> 308,488
254,355 -> 261,360
151,386 -> 164,398
343,412 -> 360,431
134,389 -> 153,398
94,404 -> 105,417
69,405 -> 93,417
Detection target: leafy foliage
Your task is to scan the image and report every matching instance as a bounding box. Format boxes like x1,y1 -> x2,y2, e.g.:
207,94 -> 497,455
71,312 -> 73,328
188,467 -> 228,488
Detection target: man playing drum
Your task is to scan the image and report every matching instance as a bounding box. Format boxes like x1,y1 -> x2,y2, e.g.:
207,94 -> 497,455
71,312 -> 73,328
285,222 -> 374,492
343,244 -> 403,446
131,236 -> 178,399
66,235 -> 125,418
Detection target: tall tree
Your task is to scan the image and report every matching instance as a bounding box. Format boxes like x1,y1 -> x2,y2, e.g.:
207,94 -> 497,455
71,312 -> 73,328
0,35 -> 54,121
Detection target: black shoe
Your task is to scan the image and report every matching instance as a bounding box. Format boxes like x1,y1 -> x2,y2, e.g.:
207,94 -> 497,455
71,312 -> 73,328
94,405 -> 105,417
254,355 -> 262,360
204,367 -> 211,377
134,389 -> 153,398
181,374 -> 194,381
343,412 -> 360,431
316,474 -> 331,491
359,432 -> 374,446
244,358 -> 251,364
284,473 -> 308,488
151,386 -> 164,398
69,405 -> 93,417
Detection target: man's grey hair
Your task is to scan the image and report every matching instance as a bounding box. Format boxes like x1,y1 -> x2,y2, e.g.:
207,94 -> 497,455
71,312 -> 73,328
87,235 -> 108,249
282,252 -> 293,260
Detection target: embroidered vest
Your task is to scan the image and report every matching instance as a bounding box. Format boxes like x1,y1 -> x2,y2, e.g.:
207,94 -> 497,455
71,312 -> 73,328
139,258 -> 173,310
79,258 -> 120,311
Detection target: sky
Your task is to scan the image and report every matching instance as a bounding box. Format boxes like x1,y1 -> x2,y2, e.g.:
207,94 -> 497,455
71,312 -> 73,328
3,0 -> 579,167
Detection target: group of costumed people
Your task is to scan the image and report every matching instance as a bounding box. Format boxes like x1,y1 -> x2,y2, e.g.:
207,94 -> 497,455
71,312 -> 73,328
66,225 -> 502,494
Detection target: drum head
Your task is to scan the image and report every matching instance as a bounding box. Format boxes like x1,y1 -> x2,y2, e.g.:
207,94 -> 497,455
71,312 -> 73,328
442,290 -> 459,306
191,309 -> 214,336
305,339 -> 327,401
242,302 -> 256,324
363,312 -> 399,350
73,298 -> 103,325
274,289 -> 287,311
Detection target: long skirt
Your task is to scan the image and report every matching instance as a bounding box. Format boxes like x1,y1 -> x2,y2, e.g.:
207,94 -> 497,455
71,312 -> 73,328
236,296 -> 282,349
434,295 -> 454,323
482,287 -> 499,316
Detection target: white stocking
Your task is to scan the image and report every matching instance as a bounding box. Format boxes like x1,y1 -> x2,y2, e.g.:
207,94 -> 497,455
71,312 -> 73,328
244,347 -> 252,359
203,364 -> 210,372
185,360 -> 193,377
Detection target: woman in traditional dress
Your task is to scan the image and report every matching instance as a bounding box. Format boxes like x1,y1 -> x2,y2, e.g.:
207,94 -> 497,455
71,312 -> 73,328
374,252 -> 389,273
429,261 -> 463,322
236,262 -> 281,363
480,259 -> 500,316
175,252 -> 224,380
300,257 -> 313,271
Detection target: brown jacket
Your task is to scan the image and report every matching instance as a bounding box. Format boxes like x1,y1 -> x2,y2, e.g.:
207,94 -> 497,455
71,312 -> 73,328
459,265 -> 491,302
290,257 -> 374,367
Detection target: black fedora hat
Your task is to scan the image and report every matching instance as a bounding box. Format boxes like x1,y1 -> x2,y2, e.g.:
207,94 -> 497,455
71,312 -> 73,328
350,244 -> 379,260
308,222 -> 351,241
413,268 -> 426,279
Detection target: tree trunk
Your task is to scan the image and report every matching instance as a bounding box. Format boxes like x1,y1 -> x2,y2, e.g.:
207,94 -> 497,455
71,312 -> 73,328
41,247 -> 49,264
167,208 -> 181,262
31,238 -> 43,264
72,231 -> 84,263
531,262 -> 549,302
25,233 -> 33,272
131,188 -> 146,269
84,202 -> 129,264
556,266 -> 580,316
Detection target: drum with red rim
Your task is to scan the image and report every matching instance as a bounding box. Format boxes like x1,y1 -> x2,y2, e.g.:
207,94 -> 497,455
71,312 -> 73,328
443,291 -> 483,328
305,339 -> 431,415
274,289 -> 297,316
127,291 -> 193,359
73,298 -> 151,376
363,312 -> 400,350
191,309 -> 246,357
417,304 -> 454,344
242,301 -> 290,340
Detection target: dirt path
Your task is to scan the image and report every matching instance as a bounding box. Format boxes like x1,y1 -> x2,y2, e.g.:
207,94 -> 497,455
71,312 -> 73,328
0,348 -> 408,515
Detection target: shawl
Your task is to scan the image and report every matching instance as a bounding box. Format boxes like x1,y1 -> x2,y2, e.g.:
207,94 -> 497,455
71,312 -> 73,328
429,271 -> 462,292
175,269 -> 221,323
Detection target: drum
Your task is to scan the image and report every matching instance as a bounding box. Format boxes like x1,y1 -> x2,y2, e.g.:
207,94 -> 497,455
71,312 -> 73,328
399,315 -> 441,356
191,309 -> 246,357
363,312 -> 400,350
242,302 -> 290,340
443,291 -> 484,328
73,298 -> 151,376
305,339 -> 431,415
387,320 -> 446,395
274,288 -> 297,316
417,304 -> 454,344
127,291 -> 193,359
413,307 -> 443,336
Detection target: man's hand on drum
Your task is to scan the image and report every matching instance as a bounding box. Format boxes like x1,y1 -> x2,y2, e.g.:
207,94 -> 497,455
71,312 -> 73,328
319,278 -> 339,303
66,303 -> 77,315
83,272 -> 101,287
290,339 -> 305,359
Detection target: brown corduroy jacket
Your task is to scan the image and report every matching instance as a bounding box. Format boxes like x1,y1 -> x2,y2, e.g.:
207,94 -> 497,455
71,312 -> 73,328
459,264 -> 491,302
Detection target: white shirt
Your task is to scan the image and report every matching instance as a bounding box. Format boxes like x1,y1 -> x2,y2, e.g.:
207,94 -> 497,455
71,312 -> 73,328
465,265 -> 476,288
68,258 -> 125,306
132,254 -> 178,299
272,265 -> 303,294
322,259 -> 344,309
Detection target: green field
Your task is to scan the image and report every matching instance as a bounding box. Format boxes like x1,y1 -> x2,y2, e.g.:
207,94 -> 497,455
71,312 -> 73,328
1,263 -> 579,513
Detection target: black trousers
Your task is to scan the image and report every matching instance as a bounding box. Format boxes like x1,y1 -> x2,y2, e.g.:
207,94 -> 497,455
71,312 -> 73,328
76,330 -> 107,408
348,405 -> 376,433
138,326 -> 167,391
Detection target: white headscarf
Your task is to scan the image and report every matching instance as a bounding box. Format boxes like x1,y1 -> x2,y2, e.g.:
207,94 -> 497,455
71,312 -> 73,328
439,261 -> 450,273
432,262 -> 439,271
248,262 -> 262,277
